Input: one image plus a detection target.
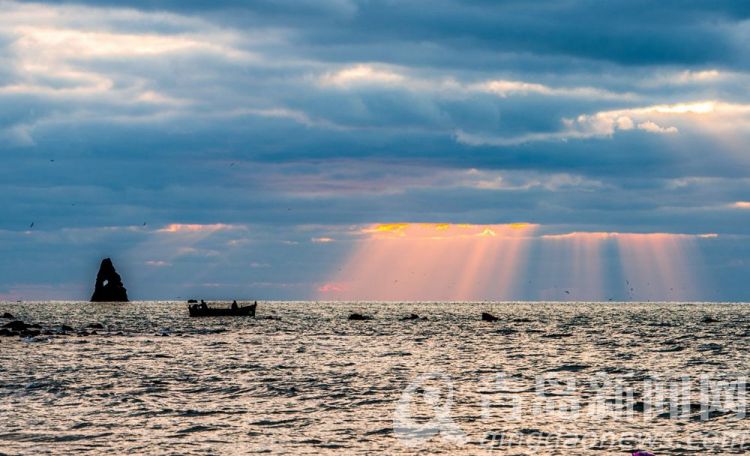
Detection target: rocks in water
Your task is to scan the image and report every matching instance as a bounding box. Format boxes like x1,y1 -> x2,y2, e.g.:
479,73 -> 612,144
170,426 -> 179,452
481,312 -> 499,322
348,313 -> 373,321
701,315 -> 720,324
400,314 -> 420,321
1,320 -> 42,337
3,320 -> 33,331
90,258 -> 129,302
542,332 -> 574,339
546,364 -> 590,373
0,320 -> 110,338
1,312 -> 13,319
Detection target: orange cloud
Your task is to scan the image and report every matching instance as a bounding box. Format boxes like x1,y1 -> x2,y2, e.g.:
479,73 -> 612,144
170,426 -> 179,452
318,283 -> 344,293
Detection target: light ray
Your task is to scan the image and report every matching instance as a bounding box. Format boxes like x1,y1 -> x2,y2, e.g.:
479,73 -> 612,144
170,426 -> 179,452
320,226 -> 715,301
319,223 -> 537,301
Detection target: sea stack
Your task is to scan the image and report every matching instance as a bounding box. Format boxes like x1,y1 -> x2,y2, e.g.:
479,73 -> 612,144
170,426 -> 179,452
90,258 -> 129,302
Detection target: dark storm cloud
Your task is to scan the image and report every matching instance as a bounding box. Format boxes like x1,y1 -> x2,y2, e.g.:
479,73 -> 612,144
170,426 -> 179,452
37,0 -> 750,67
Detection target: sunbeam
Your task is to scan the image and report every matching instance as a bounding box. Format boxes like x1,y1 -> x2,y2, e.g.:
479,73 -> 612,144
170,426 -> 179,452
319,223 -> 538,301
320,226 -> 715,301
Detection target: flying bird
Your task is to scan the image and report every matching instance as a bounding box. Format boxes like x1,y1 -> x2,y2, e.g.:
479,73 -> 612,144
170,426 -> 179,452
29,222 -> 34,228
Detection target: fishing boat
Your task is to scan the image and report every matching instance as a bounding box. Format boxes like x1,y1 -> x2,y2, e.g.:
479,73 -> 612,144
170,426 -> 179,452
188,302 -> 257,317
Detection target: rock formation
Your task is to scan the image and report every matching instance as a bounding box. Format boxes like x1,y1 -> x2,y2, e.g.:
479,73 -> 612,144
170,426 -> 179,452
481,312 -> 499,322
90,258 -> 129,302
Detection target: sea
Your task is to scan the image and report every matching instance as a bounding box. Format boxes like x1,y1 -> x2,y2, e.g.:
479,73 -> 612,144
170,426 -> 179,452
1,301 -> 749,455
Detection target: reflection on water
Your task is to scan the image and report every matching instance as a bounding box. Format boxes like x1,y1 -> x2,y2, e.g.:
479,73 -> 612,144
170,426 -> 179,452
1,301 -> 749,454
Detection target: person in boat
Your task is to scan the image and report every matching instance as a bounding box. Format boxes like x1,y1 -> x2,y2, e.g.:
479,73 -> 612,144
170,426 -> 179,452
200,300 -> 208,310
231,300 -> 238,310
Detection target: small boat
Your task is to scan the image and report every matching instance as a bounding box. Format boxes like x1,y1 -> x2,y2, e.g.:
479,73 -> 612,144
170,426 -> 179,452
188,302 -> 257,317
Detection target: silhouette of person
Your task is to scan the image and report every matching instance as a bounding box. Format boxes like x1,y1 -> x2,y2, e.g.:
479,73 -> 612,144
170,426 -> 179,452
200,300 -> 208,310
231,300 -> 238,310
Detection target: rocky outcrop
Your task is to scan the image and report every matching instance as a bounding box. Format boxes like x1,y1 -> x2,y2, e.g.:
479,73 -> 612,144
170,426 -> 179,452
348,313 -> 373,321
481,312 -> 499,322
90,258 -> 129,302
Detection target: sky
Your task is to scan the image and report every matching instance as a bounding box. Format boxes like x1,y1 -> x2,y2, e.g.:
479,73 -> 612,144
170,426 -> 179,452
1,0 -> 750,301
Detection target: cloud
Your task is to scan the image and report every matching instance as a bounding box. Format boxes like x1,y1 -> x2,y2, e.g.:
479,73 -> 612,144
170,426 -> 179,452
637,121 -> 678,134
673,69 -> 724,84
1,0 -> 750,300
541,231 -> 717,240
457,101 -> 750,145
317,282 -> 343,293
157,223 -> 239,233
320,64 -> 405,87
472,79 -> 631,100
145,260 -> 171,267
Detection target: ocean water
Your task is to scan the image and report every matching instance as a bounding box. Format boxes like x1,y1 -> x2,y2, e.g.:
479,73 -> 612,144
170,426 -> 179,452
1,301 -> 749,455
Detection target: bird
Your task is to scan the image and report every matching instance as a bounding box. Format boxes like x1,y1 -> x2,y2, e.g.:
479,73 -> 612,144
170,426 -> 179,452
29,222 -> 34,228
565,290 -> 570,294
